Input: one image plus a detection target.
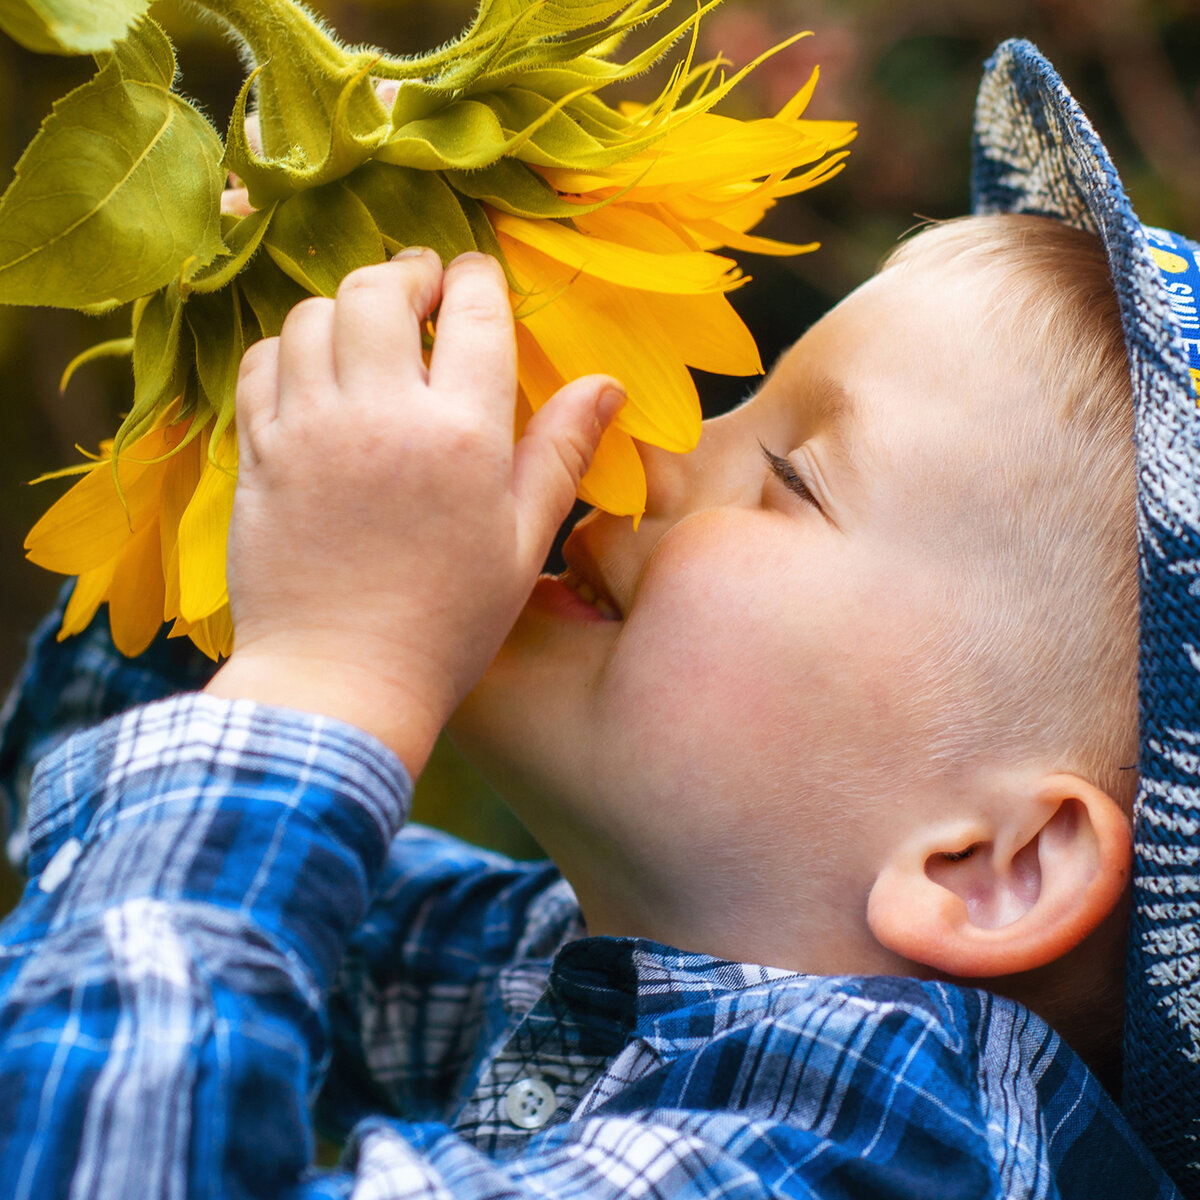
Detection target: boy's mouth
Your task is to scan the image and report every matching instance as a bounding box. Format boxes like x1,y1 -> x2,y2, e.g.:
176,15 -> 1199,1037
557,566 -> 622,620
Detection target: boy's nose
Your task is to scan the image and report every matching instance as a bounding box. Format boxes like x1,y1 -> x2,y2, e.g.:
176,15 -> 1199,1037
638,440 -> 692,518
638,414 -> 750,522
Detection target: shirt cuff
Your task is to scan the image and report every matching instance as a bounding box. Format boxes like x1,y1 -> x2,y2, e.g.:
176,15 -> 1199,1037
24,693 -> 412,989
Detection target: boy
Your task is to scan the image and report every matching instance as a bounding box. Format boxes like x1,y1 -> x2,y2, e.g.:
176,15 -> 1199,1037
0,39 -> 1193,1200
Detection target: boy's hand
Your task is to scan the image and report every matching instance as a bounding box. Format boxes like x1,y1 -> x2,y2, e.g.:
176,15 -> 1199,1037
205,249 -> 624,776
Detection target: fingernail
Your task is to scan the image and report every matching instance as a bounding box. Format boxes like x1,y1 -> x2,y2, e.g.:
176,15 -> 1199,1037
448,251 -> 489,268
597,384 -> 626,426
393,246 -> 433,260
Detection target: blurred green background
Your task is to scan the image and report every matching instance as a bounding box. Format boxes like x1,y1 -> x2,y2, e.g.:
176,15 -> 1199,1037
2,0 -> 1199,914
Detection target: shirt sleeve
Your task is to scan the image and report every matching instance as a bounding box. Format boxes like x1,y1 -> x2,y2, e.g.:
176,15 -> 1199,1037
0,587 -> 217,873
0,693 -> 409,1199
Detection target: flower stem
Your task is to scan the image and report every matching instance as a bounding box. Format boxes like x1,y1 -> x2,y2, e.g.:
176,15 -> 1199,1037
191,0 -> 375,163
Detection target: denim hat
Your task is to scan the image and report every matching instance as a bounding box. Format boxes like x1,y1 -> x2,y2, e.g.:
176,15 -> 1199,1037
971,38 -> 1200,1194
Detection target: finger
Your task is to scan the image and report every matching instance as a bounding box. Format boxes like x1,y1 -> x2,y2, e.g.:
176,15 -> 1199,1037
244,111 -> 263,157
277,296 -> 336,413
235,337 -> 280,465
374,78 -> 400,109
429,253 -> 516,423
332,249 -> 443,395
513,375 -> 625,560
220,187 -> 255,217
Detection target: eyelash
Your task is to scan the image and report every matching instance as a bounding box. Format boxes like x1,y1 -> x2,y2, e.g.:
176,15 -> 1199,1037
759,443 -> 820,509
941,845 -> 978,864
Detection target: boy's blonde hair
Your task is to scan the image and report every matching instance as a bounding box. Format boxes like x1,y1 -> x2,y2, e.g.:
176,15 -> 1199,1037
885,214 -> 1138,812
880,215 -> 1136,1080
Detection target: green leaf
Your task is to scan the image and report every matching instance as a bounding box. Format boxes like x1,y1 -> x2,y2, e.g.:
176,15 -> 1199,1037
0,0 -> 149,54
95,9 -> 173,82
346,162 -> 478,264
263,182 -> 384,297
0,21 -> 225,309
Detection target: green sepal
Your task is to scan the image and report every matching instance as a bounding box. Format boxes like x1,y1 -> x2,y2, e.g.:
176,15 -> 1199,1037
0,0 -> 149,55
59,335 -> 134,391
237,254 -> 310,338
455,0 -> 712,107
185,205 -> 276,295
413,4 -> 548,100
225,60 -> 389,207
263,182 -> 385,297
0,18 -> 224,310
345,162 -> 477,265
487,89 -> 607,161
115,282 -> 186,454
186,288 -> 243,427
453,191 -> 515,286
445,159 -> 598,219
76,298 -> 126,316
379,83 -> 589,173
379,100 -> 513,171
371,6 -> 539,87
469,0 -> 644,42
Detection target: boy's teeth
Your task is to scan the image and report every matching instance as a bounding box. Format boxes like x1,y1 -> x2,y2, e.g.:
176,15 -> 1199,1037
561,569 -> 620,618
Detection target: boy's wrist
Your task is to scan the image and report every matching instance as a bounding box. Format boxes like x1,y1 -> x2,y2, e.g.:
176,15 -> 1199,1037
204,645 -> 446,777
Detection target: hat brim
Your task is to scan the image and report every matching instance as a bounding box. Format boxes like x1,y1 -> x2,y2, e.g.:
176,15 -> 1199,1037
972,38 -> 1199,523
972,37 -> 1200,1193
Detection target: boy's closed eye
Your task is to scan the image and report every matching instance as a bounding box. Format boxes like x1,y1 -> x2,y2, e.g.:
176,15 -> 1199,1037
760,442 -> 822,510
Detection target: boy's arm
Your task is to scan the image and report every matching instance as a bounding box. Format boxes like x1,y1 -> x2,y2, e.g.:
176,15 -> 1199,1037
0,248 -> 623,1192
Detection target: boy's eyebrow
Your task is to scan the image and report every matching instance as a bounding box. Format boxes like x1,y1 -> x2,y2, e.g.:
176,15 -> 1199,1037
806,374 -> 858,472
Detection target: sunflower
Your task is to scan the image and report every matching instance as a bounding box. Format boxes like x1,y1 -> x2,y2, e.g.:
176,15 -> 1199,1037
16,0 -> 854,659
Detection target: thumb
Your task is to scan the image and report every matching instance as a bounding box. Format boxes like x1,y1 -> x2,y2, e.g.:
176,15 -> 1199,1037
512,374 -> 625,554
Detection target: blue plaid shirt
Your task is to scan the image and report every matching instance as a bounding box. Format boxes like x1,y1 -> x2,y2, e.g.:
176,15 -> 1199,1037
0,602 -> 1181,1199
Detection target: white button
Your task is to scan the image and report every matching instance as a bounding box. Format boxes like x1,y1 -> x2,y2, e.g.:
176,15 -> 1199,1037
503,1077 -> 557,1130
39,837 -> 82,893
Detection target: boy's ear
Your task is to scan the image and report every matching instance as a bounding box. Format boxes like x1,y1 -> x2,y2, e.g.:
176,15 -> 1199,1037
866,774 -> 1132,978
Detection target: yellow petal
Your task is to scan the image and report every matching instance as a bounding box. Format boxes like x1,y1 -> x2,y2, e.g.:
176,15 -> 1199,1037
160,438 -> 205,622
776,66 -> 821,122
570,203 -> 699,253
514,322 -> 648,519
542,114 -> 846,197
577,424 -> 647,518
514,320 -> 566,412
59,561 -> 117,639
26,421 -> 181,575
502,233 -> 701,452
187,605 -> 234,662
493,211 -> 737,294
686,218 -> 817,258
641,290 -> 763,376
178,431 -> 237,624
106,517 -> 166,658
